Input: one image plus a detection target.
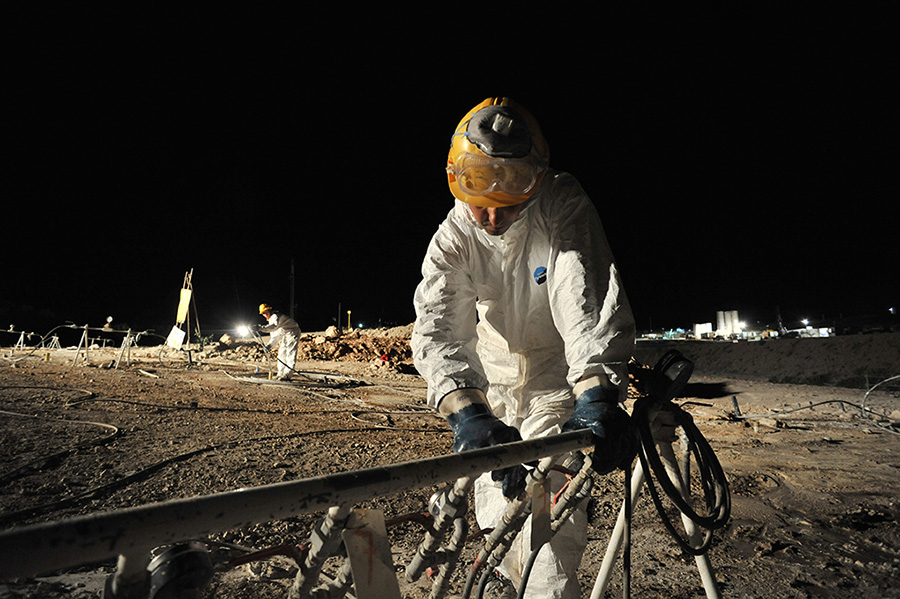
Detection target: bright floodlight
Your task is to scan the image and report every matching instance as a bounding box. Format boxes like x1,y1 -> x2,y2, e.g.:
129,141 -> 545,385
237,325 -> 251,338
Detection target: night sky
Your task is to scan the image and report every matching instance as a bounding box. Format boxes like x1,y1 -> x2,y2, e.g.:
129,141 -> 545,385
4,22 -> 897,344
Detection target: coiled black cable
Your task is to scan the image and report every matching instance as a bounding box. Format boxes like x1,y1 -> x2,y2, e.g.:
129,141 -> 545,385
632,396 -> 731,556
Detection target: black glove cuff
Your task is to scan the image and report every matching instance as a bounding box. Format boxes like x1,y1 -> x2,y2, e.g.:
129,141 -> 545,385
445,403 -> 492,433
576,385 -> 620,406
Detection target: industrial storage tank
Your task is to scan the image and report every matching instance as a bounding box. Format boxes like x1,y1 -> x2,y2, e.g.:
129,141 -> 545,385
716,310 -> 741,337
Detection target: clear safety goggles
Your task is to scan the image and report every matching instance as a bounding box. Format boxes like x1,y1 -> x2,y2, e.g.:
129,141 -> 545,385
448,153 -> 546,197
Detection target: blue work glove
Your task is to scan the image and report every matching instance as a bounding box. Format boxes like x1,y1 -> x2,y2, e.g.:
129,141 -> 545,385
563,385 -> 638,475
440,389 -> 528,500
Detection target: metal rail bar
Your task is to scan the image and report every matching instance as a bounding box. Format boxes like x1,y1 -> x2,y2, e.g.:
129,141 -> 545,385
0,429 -> 594,580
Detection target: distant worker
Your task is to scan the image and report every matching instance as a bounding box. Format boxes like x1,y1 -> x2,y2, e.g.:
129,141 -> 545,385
412,97 -> 637,598
258,303 -> 300,381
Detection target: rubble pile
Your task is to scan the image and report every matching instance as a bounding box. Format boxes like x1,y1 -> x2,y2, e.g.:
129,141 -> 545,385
212,324 -> 416,372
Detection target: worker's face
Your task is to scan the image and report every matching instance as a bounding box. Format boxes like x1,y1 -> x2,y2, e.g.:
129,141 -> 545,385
261,310 -> 272,320
468,203 -> 525,236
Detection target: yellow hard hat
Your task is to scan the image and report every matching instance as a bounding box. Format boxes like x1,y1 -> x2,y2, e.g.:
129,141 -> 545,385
259,303 -> 274,315
446,97 -> 550,208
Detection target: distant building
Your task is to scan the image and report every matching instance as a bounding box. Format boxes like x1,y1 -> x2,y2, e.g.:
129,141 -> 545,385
694,322 -> 713,339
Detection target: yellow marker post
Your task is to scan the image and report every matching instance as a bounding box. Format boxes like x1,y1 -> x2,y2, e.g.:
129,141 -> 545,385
175,288 -> 192,325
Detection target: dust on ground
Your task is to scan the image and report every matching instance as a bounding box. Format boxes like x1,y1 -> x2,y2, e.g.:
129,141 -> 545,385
1,328 -> 898,598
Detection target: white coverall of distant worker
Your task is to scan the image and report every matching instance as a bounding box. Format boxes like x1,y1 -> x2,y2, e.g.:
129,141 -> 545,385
258,303 -> 300,381
411,97 -> 637,599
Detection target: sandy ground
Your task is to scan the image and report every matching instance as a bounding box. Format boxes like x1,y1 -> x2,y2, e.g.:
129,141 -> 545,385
0,330 -> 898,598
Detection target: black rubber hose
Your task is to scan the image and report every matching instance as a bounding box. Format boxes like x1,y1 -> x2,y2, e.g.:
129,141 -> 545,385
632,397 -> 731,556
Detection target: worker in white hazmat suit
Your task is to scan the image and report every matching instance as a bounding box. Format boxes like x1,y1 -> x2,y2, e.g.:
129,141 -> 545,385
258,303 -> 300,381
412,97 -> 638,599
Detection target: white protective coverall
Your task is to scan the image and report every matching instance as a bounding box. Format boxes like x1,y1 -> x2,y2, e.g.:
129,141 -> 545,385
412,171 -> 635,598
260,312 -> 301,380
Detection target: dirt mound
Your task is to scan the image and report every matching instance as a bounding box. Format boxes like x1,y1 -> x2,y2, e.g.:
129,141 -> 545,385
634,332 -> 900,388
212,326 -> 899,389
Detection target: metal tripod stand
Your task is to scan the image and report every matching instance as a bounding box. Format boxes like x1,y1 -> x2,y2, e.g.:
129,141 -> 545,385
592,353 -> 731,599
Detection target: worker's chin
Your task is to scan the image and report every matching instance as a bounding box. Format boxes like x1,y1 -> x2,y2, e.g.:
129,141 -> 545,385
482,225 -> 509,236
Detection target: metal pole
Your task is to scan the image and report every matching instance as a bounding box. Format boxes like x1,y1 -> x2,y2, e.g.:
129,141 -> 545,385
290,258 -> 295,322
657,442 -> 721,599
115,329 -> 132,369
0,430 -> 595,580
72,325 -> 89,366
623,465 -> 631,599
590,459 -> 645,599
